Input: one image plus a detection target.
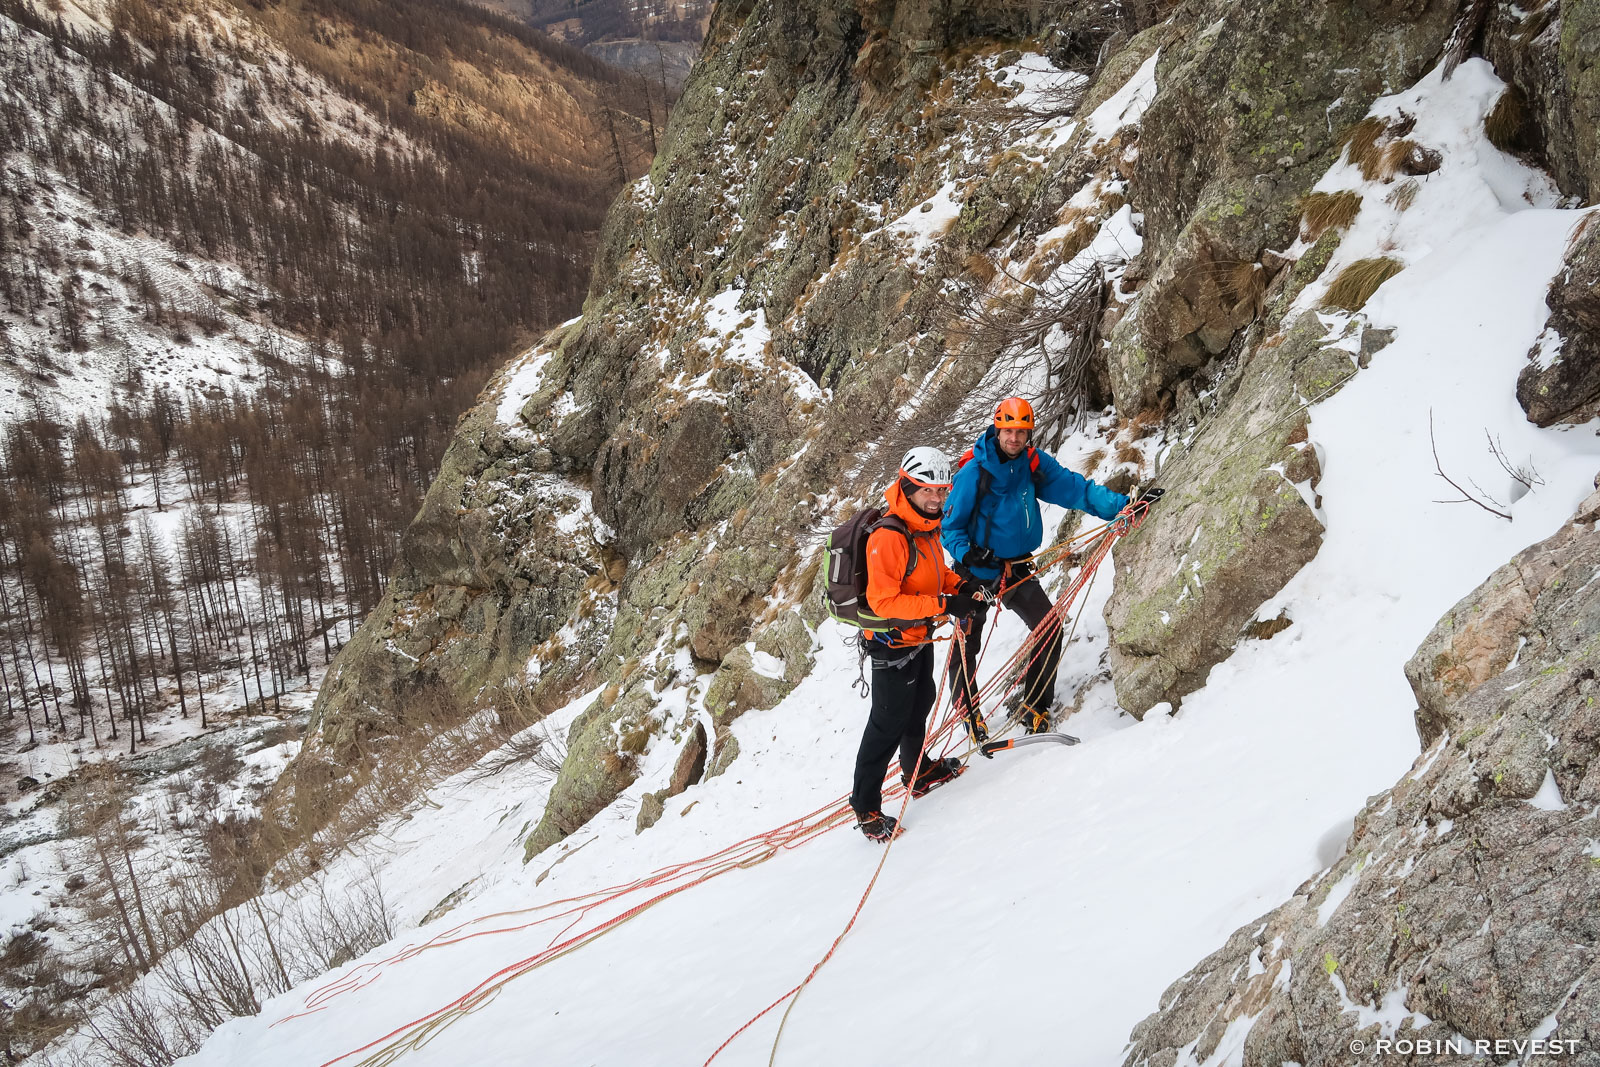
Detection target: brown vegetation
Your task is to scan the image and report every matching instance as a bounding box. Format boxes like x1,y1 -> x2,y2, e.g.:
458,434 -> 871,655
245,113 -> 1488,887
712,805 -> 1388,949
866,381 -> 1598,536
1298,190 -> 1362,240
1386,180 -> 1420,212
1321,257 -> 1404,312
1484,88 -> 1531,153
1243,613 -> 1293,640
1339,116 -> 1388,180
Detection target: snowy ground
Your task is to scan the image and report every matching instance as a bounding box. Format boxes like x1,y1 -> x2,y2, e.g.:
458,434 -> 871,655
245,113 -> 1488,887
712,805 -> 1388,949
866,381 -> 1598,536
1,457 -> 357,1002
66,56 -> 1594,1067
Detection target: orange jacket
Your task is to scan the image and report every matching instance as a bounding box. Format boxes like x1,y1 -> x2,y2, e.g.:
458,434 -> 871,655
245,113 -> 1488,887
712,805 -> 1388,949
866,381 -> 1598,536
864,481 -> 962,646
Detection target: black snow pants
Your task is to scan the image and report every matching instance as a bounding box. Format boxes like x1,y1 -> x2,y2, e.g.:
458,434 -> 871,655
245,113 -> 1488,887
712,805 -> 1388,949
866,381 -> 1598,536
850,642 -> 936,817
947,562 -> 1061,716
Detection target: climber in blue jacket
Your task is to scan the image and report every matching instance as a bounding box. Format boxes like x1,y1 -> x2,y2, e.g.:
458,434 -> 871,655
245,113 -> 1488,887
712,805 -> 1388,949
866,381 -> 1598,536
942,397 -> 1144,739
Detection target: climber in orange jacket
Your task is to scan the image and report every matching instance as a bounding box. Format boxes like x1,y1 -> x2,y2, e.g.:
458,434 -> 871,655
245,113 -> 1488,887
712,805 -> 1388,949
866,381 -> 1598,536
850,447 -> 988,842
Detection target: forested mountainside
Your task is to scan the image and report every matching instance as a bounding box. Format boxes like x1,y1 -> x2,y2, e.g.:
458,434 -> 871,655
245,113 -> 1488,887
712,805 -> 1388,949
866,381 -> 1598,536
0,0 -> 670,1055
0,0 -> 671,753
479,0 -> 710,79
12,0 -> 1600,1063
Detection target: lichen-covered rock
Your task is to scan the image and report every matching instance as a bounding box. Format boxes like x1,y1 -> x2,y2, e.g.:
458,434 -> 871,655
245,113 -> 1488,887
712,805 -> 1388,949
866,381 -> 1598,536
1404,521 -> 1593,746
594,398 -> 729,559
523,694 -> 648,861
635,789 -> 666,833
706,730 -> 740,780
1122,507 -> 1600,1067
670,721 -> 709,796
704,646 -> 790,724
754,610 -> 817,683
1518,216 -> 1600,426
1106,0 -> 1456,410
703,609 -> 817,722
635,720 -> 709,834
1106,312 -> 1350,716
1484,0 -> 1600,203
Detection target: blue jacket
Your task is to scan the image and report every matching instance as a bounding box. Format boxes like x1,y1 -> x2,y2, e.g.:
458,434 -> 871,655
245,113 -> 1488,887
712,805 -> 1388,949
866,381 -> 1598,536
942,427 -> 1130,581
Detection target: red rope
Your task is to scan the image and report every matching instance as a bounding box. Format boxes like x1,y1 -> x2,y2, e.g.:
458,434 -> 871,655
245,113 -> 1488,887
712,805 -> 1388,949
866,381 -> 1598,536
705,504 -> 1149,1064
304,503 -> 1149,1067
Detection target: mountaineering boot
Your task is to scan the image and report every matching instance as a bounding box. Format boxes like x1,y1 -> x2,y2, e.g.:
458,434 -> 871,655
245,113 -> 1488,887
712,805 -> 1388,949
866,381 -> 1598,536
1018,704 -> 1051,735
902,756 -> 964,798
855,810 -> 901,842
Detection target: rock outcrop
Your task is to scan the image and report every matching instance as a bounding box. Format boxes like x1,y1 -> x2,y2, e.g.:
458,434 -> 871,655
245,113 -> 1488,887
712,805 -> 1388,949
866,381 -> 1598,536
1484,0 -> 1600,204
292,0 -> 1169,859
1104,0 -> 1454,411
1106,313 -> 1347,716
1518,216 -> 1600,427
1099,0 -> 1463,715
1121,502 -> 1600,1066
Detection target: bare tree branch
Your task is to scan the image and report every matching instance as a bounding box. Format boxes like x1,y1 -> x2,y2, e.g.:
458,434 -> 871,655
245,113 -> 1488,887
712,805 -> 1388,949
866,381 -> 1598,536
1430,410 -> 1512,520
1486,430 -> 1544,492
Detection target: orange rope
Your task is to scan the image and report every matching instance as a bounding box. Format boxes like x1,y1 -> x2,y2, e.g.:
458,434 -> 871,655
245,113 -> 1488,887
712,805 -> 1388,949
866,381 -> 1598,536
708,501 -> 1151,1064
305,500 -> 1151,1067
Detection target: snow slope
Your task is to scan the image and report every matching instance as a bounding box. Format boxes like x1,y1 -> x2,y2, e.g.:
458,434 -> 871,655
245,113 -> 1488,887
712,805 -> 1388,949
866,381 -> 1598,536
172,61 -> 1600,1067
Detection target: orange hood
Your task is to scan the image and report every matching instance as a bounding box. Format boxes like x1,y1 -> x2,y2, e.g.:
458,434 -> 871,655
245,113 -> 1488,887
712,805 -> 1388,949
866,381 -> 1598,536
884,479 -> 943,534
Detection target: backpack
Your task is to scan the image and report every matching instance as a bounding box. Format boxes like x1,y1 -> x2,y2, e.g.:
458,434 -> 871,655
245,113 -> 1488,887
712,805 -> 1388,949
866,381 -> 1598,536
822,506 -> 931,632
956,446 -> 1046,550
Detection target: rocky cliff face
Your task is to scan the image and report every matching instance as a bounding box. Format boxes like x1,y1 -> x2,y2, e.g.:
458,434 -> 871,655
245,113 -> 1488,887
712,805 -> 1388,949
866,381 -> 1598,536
1519,217 -> 1600,427
1122,493 -> 1600,1067
290,0 -> 1161,857
234,0 -> 1600,1057
286,0 -> 1600,997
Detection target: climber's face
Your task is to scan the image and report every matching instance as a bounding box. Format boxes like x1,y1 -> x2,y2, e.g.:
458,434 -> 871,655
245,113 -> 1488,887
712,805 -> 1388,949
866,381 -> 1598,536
997,426 -> 1029,459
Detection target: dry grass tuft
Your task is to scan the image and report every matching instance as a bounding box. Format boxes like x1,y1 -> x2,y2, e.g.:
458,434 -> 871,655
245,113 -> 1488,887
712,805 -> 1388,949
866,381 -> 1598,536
1484,88 -> 1530,153
965,252 -> 999,286
1339,117 -> 1387,179
600,750 -> 638,776
1081,447 -> 1107,473
1380,138 -> 1441,178
1321,256 -> 1404,311
1244,613 -> 1294,640
619,721 -> 652,756
1387,180 -> 1420,212
1129,405 -> 1166,437
1223,261 -> 1266,305
1299,190 -> 1362,240
1114,442 -> 1144,467
795,553 -> 822,599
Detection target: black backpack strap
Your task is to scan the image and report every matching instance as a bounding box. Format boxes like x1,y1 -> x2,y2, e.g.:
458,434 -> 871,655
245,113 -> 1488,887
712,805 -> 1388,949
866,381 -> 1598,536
974,465 -> 994,550
869,514 -> 918,581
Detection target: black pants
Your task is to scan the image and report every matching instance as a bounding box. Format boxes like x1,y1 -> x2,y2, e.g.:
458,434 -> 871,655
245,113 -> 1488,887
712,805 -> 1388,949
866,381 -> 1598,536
850,643 -> 936,817
948,564 -> 1061,716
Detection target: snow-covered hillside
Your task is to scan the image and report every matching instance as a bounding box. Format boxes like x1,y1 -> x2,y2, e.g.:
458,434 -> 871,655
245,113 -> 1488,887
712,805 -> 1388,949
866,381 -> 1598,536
149,58 -> 1600,1067
0,0 -> 378,423
0,0 -> 666,1054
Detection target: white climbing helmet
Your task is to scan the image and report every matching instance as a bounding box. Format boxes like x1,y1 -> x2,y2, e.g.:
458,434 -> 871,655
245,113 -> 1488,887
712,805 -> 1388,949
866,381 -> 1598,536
899,446 -> 953,489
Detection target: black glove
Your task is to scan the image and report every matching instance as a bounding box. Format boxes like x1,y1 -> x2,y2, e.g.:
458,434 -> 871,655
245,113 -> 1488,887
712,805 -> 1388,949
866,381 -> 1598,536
1137,487 -> 1165,506
963,546 -> 999,570
956,575 -> 995,602
943,593 -> 983,618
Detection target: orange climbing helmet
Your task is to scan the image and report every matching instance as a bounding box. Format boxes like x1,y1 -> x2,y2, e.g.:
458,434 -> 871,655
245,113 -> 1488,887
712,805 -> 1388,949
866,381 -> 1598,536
993,397 -> 1035,430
